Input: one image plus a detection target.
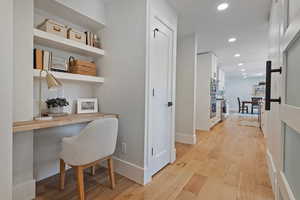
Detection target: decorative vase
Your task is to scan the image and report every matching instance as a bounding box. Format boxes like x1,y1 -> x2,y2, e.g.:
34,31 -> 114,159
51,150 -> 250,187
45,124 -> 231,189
49,106 -> 64,114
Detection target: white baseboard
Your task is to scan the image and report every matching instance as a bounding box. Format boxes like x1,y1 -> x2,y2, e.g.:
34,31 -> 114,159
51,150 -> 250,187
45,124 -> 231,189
13,179 -> 35,200
171,148 -> 176,163
278,171 -> 296,200
100,157 -> 147,185
175,132 -> 196,144
266,149 -> 277,193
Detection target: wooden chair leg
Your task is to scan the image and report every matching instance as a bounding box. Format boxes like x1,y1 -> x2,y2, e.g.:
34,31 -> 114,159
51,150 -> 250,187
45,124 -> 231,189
90,165 -> 96,176
75,166 -> 85,200
107,157 -> 116,189
59,159 -> 66,190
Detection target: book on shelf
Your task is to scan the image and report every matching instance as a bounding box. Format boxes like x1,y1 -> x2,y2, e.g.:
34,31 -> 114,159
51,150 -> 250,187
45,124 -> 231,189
42,50 -> 52,70
34,49 -> 53,71
34,48 -> 43,69
84,31 -> 100,48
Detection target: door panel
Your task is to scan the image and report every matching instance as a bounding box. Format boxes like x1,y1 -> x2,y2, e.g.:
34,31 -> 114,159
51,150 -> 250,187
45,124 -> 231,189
286,36 -> 300,107
149,16 -> 173,175
283,124 -> 300,199
288,0 -> 300,23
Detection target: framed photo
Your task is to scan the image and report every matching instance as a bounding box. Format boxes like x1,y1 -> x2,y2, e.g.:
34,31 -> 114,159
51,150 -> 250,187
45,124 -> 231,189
77,98 -> 98,114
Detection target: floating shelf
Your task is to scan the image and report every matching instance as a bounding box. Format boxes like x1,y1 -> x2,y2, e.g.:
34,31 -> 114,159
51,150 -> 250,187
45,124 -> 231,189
34,0 -> 105,32
33,69 -> 104,83
34,29 -> 105,57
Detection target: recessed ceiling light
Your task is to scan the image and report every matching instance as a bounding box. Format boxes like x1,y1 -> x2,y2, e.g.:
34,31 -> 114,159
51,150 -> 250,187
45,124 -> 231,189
217,2 -> 229,11
238,63 -> 244,66
234,54 -> 241,57
228,38 -> 237,43
240,69 -> 246,72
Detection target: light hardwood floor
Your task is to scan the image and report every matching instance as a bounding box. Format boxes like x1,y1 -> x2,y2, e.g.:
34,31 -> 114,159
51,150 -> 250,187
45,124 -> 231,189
36,116 -> 274,200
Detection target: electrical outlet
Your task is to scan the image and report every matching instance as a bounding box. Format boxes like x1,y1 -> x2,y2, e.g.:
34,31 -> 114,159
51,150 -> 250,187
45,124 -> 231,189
121,142 -> 127,154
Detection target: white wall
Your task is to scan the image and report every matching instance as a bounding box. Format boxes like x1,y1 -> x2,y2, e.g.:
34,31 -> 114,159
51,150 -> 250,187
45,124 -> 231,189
196,53 -> 212,131
56,0 -> 106,25
12,0 -> 35,199
97,0 -> 177,184
175,33 -> 197,144
0,0 -> 13,199
97,0 -> 147,169
225,76 -> 265,112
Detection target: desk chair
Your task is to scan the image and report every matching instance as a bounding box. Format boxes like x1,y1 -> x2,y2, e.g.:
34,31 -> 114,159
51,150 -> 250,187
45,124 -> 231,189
59,118 -> 118,200
238,97 -> 248,113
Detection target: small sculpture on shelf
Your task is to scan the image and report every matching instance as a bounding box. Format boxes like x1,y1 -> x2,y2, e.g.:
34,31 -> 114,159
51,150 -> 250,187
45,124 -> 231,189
46,98 -> 69,116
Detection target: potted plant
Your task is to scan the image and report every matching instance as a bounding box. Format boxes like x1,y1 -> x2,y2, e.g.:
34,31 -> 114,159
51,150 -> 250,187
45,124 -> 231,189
46,98 -> 69,114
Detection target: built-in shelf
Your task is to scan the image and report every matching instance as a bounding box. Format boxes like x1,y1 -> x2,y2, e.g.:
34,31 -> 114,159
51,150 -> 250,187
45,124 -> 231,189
33,69 -> 104,83
34,29 -> 105,57
34,0 -> 105,32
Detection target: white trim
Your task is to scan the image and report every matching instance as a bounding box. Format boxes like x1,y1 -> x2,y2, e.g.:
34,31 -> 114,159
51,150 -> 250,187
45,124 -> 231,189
280,104 -> 300,133
175,132 -> 196,144
33,69 -> 105,83
278,171 -> 296,200
13,179 -> 35,200
281,10 -> 300,52
266,149 -> 277,193
171,148 -> 176,163
145,6 -> 177,178
34,29 -> 105,57
112,157 -> 148,185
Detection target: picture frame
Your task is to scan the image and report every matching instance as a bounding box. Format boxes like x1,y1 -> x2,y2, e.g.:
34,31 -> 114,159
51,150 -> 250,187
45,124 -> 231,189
77,98 -> 98,114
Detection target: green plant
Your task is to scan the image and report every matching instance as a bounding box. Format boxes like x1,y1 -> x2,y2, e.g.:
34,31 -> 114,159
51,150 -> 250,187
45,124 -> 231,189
46,98 -> 69,108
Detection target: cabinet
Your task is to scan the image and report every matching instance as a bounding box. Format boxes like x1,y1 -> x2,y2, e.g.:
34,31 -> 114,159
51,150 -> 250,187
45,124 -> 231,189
218,69 -> 225,91
196,52 -> 220,131
211,55 -> 218,79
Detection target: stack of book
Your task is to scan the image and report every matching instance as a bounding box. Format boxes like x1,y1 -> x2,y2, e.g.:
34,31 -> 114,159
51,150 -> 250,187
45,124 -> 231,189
34,48 -> 52,70
85,31 -> 100,48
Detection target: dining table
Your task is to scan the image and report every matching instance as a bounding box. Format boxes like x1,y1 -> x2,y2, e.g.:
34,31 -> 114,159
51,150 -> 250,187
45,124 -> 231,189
242,101 -> 254,114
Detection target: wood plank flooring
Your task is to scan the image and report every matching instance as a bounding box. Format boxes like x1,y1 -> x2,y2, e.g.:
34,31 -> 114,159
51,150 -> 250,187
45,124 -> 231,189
36,116 -> 274,200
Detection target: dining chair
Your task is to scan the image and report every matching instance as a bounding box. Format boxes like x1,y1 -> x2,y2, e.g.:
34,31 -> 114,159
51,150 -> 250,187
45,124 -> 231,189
59,118 -> 118,200
237,97 -> 248,113
251,97 -> 262,114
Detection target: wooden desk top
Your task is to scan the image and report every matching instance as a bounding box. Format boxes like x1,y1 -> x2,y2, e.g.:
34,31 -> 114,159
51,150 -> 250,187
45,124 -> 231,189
13,113 -> 119,133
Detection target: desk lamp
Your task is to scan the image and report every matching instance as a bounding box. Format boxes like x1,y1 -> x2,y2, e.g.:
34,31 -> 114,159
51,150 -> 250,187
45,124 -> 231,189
35,70 -> 62,120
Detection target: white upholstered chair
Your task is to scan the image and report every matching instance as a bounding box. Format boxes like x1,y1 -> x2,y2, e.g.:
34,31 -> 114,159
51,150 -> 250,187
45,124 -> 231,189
59,118 -> 118,200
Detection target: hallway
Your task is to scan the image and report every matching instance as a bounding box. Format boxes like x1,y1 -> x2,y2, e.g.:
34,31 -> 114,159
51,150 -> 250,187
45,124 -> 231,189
36,116 -> 274,200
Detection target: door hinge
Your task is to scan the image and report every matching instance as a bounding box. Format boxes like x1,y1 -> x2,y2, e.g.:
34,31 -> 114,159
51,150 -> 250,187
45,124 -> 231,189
153,28 -> 159,38
151,148 -> 154,156
152,88 -> 155,97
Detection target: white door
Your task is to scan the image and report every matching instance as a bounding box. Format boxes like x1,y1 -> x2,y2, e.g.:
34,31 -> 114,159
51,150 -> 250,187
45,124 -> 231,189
149,16 -> 173,176
271,0 -> 300,199
266,0 -> 283,194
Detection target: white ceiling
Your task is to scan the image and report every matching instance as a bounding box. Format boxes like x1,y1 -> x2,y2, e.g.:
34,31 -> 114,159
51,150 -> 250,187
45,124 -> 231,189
168,0 -> 272,78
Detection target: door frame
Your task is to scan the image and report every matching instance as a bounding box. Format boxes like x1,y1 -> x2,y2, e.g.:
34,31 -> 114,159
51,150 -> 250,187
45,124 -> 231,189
144,6 -> 177,184
277,0 -> 300,199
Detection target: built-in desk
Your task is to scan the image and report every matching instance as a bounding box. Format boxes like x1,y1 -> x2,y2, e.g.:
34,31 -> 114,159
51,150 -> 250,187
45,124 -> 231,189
13,113 -> 119,133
